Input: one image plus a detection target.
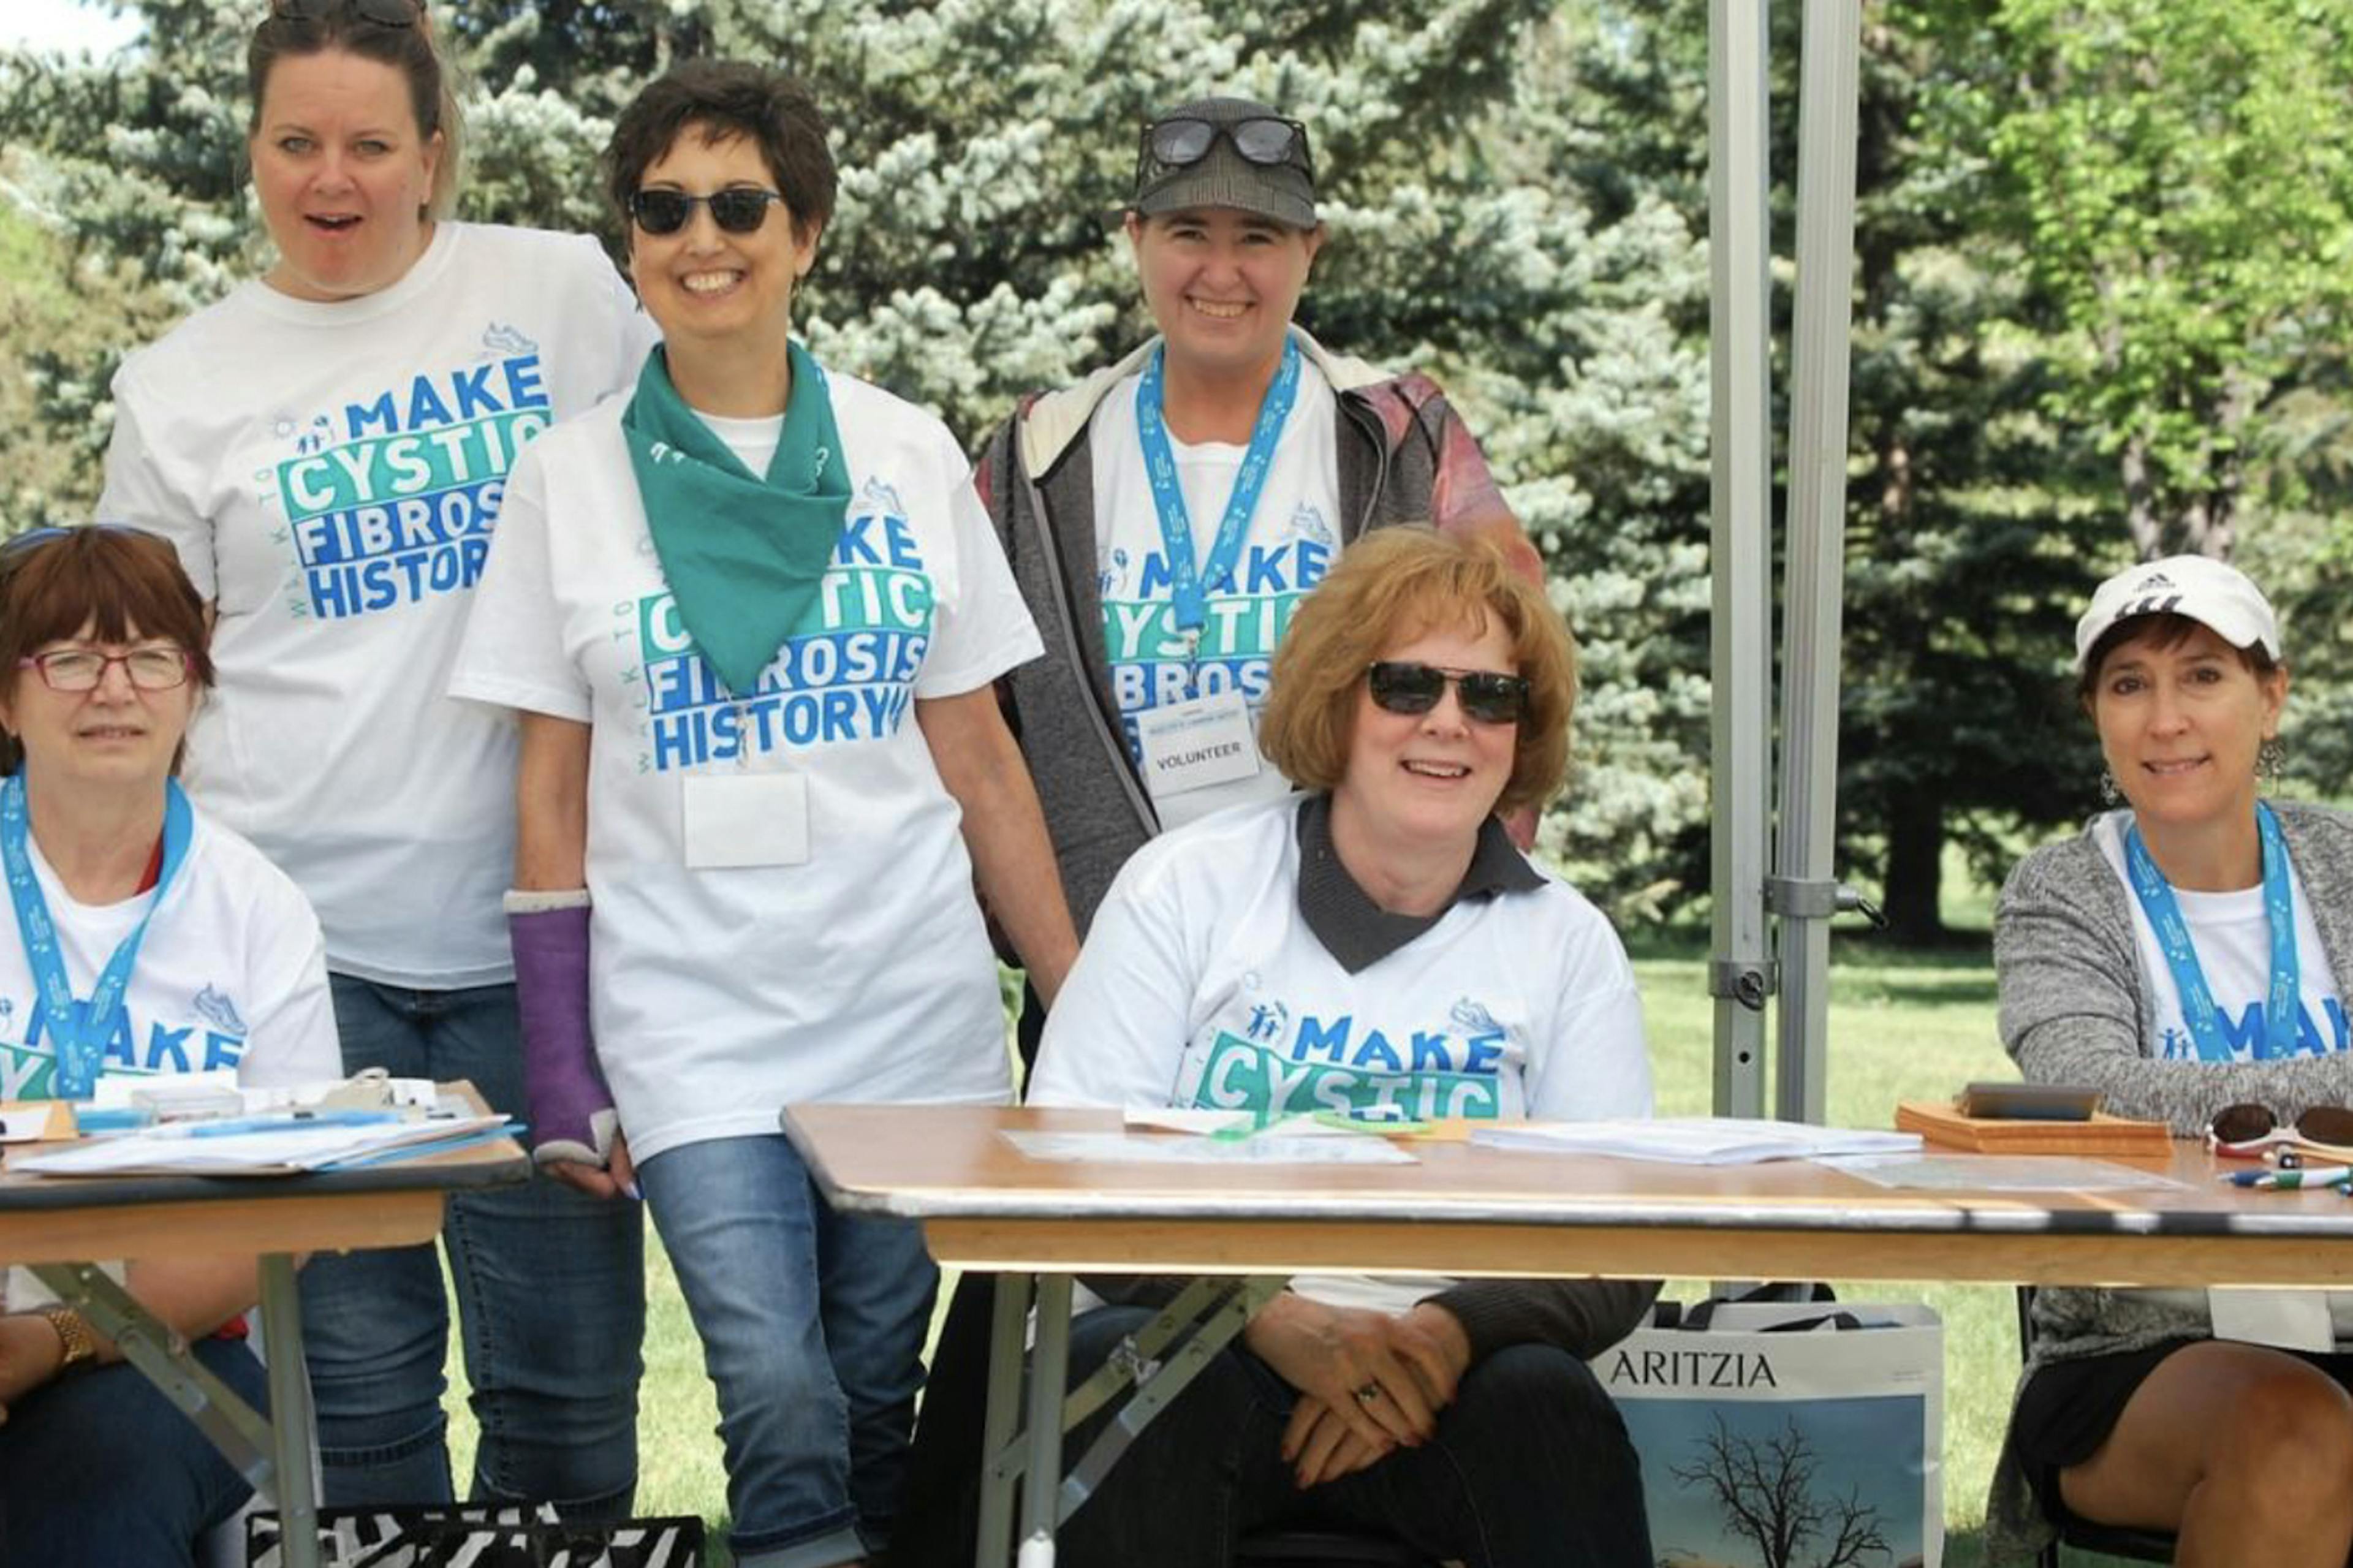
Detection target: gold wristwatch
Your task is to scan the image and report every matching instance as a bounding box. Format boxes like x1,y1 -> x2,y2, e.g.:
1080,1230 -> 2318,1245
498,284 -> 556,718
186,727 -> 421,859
37,1305 -> 97,1373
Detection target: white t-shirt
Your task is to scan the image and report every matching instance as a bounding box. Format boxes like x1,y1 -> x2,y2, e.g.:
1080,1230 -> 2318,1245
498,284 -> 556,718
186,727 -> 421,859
1031,795 -> 1652,1313
0,804 -> 339,1307
2092,811 -> 2349,1061
1089,353 -> 1339,826
449,372 -> 1041,1163
99,222 -> 655,987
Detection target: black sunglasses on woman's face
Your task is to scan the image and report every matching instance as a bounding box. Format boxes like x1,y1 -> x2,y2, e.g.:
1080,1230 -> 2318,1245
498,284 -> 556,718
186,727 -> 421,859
1364,661 -> 1530,725
627,188 -> 787,237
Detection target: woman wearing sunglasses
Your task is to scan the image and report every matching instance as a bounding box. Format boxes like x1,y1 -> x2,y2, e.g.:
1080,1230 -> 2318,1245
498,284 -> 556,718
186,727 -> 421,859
1016,527 -> 1654,1568
452,61 -> 1074,1568
1988,556 -> 2353,1566
93,0 -> 653,1521
0,526 -> 339,1563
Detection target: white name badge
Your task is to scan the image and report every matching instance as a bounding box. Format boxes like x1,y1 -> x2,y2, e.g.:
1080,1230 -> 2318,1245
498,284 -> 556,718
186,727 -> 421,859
2208,1286 -> 2333,1352
1138,690 -> 1260,794
682,773 -> 811,869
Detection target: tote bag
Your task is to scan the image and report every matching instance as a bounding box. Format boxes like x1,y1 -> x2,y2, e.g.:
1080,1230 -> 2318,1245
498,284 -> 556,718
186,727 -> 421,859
1597,1299 -> 1943,1568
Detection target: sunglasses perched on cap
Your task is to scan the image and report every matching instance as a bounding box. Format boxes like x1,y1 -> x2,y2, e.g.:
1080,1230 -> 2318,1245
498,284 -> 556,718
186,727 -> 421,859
627,187 -> 788,237
2207,1103 -> 2353,1159
1137,115 -> 1314,181
267,0 -> 420,26
1365,661 -> 1530,725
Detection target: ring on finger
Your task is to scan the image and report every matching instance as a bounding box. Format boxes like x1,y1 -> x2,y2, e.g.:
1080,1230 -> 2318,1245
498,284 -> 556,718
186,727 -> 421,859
1353,1382 -> 1381,1404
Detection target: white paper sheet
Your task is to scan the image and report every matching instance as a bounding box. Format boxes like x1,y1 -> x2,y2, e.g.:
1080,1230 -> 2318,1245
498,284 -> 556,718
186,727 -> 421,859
1471,1116 -> 1921,1165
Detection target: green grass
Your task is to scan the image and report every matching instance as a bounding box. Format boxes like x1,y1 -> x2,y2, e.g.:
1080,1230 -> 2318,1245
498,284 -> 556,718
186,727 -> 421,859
441,903 -> 2140,1564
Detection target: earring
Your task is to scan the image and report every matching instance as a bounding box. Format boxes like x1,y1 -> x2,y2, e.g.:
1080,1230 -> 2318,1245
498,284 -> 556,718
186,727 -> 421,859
2099,770 -> 2121,806
2259,736 -> 2286,783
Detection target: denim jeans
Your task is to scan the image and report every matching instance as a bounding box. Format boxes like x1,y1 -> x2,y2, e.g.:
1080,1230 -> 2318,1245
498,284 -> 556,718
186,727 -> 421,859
1051,1305 -> 1655,1568
0,1336 -> 265,1564
637,1133 -> 938,1568
300,975 -> 646,1514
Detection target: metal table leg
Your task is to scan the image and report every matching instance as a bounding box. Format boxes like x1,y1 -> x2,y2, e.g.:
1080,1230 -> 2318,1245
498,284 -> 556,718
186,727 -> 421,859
1018,1274 -> 1073,1564
976,1271 -> 1034,1568
29,1256 -> 321,1568
258,1254 -> 323,1568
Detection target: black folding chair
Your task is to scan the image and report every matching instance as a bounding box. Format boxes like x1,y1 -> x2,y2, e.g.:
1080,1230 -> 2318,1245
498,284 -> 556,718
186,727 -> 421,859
2014,1287 -> 2175,1567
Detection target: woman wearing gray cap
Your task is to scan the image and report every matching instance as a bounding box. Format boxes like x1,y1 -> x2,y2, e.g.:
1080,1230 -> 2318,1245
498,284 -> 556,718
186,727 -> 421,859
1985,555 -> 2353,1566
976,96 -> 1536,963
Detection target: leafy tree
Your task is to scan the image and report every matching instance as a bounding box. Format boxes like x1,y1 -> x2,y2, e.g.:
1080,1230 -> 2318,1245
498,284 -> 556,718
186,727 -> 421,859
1990,0 -> 2353,559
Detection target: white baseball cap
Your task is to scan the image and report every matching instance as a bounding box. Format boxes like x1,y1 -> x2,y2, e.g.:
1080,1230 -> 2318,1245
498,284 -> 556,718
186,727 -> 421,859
2073,554 -> 2283,674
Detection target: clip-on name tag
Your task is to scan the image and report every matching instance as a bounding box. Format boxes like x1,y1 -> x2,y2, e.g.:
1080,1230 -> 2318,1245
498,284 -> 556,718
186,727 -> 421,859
683,773 -> 812,869
1137,691 -> 1259,794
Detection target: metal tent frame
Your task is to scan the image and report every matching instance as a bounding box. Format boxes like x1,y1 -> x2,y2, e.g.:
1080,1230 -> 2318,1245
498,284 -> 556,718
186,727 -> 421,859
1707,0 -> 1865,1121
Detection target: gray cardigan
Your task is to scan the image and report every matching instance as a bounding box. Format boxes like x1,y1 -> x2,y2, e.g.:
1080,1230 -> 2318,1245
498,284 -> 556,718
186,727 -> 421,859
1983,798 -> 2353,1562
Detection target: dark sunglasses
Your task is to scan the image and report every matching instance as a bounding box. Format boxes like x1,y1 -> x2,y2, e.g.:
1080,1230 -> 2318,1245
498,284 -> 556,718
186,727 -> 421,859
627,187 -> 787,237
1140,116 -> 1314,179
2208,1103 -> 2353,1157
1365,661 -> 1530,725
268,0 -> 419,26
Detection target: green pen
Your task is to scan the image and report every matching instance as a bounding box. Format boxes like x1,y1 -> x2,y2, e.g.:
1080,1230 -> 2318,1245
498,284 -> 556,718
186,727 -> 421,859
1313,1109 -> 1433,1137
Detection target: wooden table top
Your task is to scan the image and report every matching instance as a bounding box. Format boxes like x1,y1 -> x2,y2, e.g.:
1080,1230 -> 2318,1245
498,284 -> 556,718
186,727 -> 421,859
783,1104 -> 2353,1289
0,1085 -> 529,1265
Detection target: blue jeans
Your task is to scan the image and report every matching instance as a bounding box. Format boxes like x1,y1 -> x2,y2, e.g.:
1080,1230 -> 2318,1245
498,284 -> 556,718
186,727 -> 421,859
638,1133 -> 938,1568
0,1336 -> 265,1564
300,975 -> 646,1514
1053,1306 -> 1654,1568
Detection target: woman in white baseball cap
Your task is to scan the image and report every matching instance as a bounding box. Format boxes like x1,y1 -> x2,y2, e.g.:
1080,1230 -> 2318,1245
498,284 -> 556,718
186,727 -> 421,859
1988,555 -> 2353,1565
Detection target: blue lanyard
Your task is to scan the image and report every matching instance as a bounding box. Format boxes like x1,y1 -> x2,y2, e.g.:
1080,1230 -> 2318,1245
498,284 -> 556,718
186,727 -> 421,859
2,775 -> 193,1099
1135,336 -> 1302,631
2124,800 -> 2301,1062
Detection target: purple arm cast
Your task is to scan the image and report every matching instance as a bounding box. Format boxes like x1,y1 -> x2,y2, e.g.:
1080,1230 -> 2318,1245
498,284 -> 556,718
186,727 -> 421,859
507,894 -> 618,1168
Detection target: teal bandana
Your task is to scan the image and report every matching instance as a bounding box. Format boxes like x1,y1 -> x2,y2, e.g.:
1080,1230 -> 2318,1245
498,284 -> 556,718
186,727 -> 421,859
620,341 -> 849,695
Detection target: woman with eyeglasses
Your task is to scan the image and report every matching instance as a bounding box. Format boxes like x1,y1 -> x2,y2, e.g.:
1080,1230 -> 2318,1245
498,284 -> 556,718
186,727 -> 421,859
1013,527 -> 1655,1568
93,0 -> 651,1520
0,526 -> 339,1564
451,61 -> 1074,1568
1987,557 -> 2353,1567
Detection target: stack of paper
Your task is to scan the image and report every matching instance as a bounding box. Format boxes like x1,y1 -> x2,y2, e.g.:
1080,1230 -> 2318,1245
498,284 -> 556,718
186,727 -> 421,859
1470,1116 -> 1922,1165
12,1112 -> 514,1176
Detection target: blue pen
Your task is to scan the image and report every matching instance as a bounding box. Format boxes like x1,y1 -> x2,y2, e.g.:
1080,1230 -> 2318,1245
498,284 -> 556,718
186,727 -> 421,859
178,1109 -> 406,1139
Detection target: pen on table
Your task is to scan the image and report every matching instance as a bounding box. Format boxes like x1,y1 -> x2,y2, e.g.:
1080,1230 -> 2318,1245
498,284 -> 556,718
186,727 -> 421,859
2222,1165 -> 2353,1189
172,1109 -> 406,1139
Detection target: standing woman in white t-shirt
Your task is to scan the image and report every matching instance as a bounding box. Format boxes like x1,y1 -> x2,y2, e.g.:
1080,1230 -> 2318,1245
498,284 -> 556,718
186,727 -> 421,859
94,0 -> 649,1519
0,525 -> 340,1564
452,61 -> 1077,1568
1988,556 -> 2353,1566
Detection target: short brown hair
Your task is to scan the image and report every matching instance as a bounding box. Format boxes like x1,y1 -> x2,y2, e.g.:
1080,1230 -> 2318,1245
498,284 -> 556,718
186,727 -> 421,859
247,0 -> 463,218
0,527 -> 215,776
1260,527 -> 1575,814
2077,610 -> 2283,706
605,61 -> 836,246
